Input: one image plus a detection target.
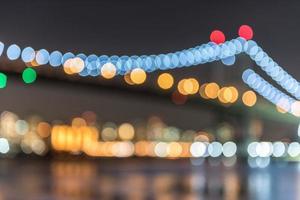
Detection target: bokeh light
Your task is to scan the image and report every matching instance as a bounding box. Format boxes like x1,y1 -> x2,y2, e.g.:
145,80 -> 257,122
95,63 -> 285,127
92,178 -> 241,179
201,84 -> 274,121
205,82 -> 219,99
101,63 -> 116,79
228,86 -> 239,103
210,30 -> 225,44
222,141 -> 237,157
190,142 -> 207,157
0,73 -> 7,89
218,87 -> 233,103
49,51 -> 63,67
72,117 -> 87,127
199,83 -> 209,99
35,49 -> 50,65
242,90 -> 257,107
157,73 -> 174,90
22,68 -> 37,84
130,68 -> 147,84
291,101 -> 300,117
7,44 -> 21,60
172,91 -> 187,105
37,122 -> 51,138
178,78 -> 199,95
21,47 -> 35,63
118,123 -> 135,140
238,25 -> 254,40
63,57 -> 85,74
124,73 -> 135,85
70,57 -> 85,73
0,138 -> 9,154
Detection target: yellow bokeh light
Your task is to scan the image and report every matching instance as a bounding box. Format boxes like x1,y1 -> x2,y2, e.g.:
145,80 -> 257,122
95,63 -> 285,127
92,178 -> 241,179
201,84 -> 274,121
135,141 -> 148,156
218,87 -> 232,103
63,59 -> 74,75
37,122 -> 51,138
177,79 -> 188,95
71,117 -> 87,128
29,59 -> 40,67
29,52 -> 40,67
101,127 -> 117,141
157,73 -> 174,90
124,73 -> 135,85
223,87 -> 233,102
178,78 -> 199,95
228,86 -> 239,103
205,82 -> 219,99
69,57 -> 85,73
189,78 -> 200,94
199,83 -> 209,99
118,123 -> 135,140
242,90 -> 257,107
167,142 -> 182,157
130,68 -> 147,84
101,62 -> 116,79
183,79 -> 194,94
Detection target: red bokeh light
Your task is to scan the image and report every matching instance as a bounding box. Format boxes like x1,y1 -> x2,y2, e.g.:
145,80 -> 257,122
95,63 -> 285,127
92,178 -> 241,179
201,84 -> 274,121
210,30 -> 225,44
238,25 -> 253,40
172,91 -> 187,105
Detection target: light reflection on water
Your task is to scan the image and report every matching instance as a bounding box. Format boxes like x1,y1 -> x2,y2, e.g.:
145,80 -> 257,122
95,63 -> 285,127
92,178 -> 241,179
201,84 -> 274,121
0,158 -> 299,200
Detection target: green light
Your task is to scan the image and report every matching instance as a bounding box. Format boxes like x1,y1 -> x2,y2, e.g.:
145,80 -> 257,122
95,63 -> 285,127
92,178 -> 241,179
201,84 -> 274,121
22,68 -> 37,84
0,73 -> 7,88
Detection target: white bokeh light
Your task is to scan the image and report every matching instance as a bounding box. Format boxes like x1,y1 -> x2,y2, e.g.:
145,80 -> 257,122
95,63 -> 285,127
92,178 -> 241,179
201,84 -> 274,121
0,138 -> 9,154
222,141 -> 237,157
190,142 -> 207,157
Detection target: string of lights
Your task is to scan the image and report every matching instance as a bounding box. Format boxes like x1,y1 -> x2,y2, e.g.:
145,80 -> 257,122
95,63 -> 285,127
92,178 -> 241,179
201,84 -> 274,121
242,69 -> 300,116
0,110 -> 298,163
2,30 -> 248,76
0,24 -> 299,116
243,41 -> 300,100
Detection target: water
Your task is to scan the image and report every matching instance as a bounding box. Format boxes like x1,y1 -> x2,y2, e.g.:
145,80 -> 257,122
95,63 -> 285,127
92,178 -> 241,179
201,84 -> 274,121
0,158 -> 298,200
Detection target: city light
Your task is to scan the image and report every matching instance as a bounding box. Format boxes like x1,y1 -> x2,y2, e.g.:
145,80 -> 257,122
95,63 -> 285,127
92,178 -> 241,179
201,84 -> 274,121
157,73 -> 174,90
130,68 -> 147,84
242,90 -> 257,107
205,82 -> 220,99
0,138 -> 9,154
0,73 -> 7,89
118,123 -> 135,140
22,68 -> 37,84
101,63 -> 116,79
6,44 -> 21,60
21,47 -> 35,63
177,78 -> 199,95
35,49 -> 49,65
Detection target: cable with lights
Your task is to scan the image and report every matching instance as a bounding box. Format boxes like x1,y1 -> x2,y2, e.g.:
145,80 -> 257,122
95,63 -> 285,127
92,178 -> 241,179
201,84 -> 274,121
0,24 -> 300,117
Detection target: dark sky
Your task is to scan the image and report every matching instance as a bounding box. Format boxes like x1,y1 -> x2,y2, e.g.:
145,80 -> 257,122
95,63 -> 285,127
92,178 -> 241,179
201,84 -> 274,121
0,0 -> 299,132
0,0 -> 299,69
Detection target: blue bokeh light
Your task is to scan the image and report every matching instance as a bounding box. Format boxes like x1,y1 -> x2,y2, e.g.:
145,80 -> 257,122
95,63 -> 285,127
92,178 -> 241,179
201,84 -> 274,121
0,42 -> 4,57
36,49 -> 50,65
242,68 -> 296,113
7,44 -> 21,60
221,55 -> 236,66
21,47 -> 35,63
49,51 -> 63,67
62,52 -> 75,65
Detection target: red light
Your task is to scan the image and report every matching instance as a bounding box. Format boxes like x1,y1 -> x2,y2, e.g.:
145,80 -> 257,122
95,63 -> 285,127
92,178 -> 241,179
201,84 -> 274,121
210,30 -> 225,44
238,25 -> 253,40
172,91 -> 187,105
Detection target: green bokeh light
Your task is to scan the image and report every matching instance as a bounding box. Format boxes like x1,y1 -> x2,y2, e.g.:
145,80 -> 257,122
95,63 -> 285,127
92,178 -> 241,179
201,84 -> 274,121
0,73 -> 7,88
22,68 -> 37,84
